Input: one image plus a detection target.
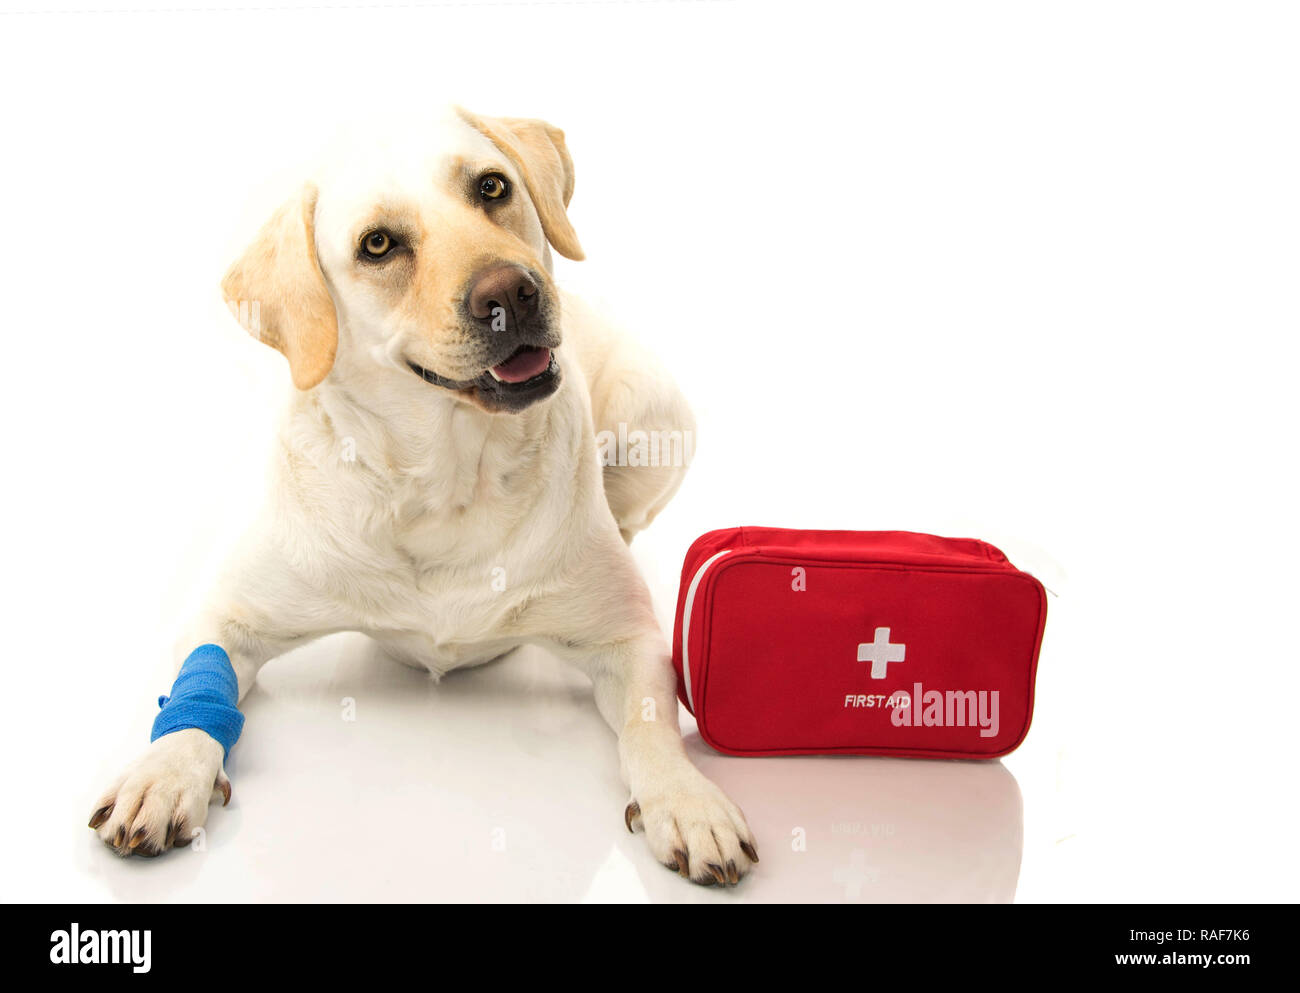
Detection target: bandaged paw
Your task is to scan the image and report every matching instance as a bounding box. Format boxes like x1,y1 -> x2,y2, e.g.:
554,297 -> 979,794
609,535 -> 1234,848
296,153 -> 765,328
151,644 -> 244,757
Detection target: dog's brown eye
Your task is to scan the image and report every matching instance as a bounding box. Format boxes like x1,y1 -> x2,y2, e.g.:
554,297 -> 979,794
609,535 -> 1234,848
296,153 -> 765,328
361,230 -> 392,258
478,174 -> 510,202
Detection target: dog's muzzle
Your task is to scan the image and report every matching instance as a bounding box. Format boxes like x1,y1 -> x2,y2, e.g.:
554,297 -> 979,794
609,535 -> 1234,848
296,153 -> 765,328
407,264 -> 562,412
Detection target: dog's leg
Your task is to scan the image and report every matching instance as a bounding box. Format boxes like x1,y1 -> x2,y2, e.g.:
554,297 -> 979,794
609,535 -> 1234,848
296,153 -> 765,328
573,630 -> 758,886
560,291 -> 696,543
542,548 -> 758,886
89,557 -> 333,857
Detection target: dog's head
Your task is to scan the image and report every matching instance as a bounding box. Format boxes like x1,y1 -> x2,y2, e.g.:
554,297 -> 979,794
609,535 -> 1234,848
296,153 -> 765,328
221,108 -> 583,413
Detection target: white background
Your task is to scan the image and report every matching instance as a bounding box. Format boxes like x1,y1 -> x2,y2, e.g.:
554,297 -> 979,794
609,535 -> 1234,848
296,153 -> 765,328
0,0 -> 1296,902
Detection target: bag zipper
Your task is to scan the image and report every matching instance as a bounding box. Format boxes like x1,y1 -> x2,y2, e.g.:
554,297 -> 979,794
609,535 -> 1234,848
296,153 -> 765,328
680,549 -> 732,711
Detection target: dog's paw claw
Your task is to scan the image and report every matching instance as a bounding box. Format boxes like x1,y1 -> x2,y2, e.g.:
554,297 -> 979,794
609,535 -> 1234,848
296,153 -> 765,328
215,772 -> 232,807
673,849 -> 690,878
624,800 -> 640,834
740,840 -> 759,864
88,804 -> 113,830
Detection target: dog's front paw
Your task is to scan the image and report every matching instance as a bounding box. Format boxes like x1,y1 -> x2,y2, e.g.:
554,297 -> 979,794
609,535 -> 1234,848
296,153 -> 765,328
624,769 -> 758,886
88,729 -> 229,857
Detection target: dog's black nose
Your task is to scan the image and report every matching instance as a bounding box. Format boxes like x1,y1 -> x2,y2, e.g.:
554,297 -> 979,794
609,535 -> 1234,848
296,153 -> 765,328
468,265 -> 539,329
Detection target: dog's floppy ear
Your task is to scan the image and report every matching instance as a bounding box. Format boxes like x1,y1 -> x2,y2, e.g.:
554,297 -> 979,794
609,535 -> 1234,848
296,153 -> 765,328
221,184 -> 338,390
459,109 -> 585,261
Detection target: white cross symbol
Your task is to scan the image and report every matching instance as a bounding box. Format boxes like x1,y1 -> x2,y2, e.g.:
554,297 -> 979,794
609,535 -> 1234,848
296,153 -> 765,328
857,627 -> 905,679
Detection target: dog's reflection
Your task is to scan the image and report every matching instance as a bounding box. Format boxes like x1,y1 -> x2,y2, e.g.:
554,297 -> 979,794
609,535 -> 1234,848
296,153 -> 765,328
629,733 -> 1024,903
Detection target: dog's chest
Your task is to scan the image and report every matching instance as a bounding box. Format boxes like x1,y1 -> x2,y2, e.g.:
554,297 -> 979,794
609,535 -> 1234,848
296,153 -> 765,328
300,383 -> 594,672
349,464 -> 576,674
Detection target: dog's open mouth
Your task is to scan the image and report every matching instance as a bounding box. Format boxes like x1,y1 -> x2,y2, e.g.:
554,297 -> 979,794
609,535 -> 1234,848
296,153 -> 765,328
407,345 -> 560,411
487,345 -> 552,383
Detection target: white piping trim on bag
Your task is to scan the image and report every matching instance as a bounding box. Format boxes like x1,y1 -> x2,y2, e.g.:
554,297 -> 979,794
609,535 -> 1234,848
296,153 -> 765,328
680,549 -> 732,711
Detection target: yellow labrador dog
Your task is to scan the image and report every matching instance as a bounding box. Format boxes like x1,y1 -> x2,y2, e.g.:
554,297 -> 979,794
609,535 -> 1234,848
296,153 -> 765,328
87,106 -> 756,887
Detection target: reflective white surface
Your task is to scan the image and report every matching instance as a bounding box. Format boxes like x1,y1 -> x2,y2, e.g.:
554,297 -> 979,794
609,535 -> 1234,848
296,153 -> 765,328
60,635 -> 1025,903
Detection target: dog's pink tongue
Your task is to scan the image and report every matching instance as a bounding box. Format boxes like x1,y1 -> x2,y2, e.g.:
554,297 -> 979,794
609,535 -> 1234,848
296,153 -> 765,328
492,347 -> 551,383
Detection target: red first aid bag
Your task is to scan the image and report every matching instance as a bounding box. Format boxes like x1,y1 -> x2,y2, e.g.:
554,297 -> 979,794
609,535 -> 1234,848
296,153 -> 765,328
671,528 -> 1047,759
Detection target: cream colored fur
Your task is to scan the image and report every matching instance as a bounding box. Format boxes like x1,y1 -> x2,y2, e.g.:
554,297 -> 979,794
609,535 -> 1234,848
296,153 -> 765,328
88,107 -> 754,887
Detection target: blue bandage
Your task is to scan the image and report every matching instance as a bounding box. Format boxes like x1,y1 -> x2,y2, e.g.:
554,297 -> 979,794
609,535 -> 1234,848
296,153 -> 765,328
151,644 -> 245,759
